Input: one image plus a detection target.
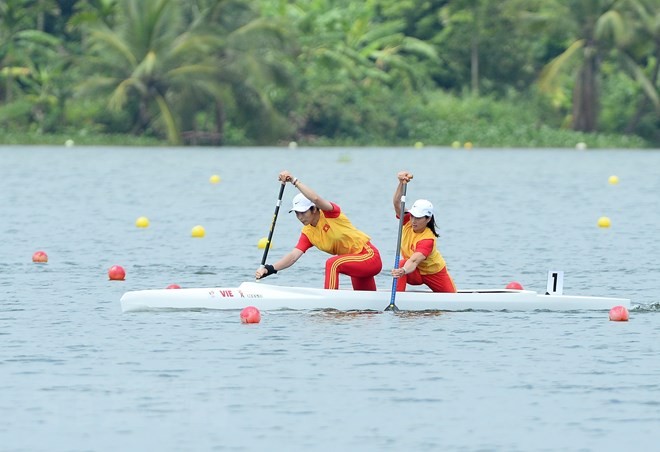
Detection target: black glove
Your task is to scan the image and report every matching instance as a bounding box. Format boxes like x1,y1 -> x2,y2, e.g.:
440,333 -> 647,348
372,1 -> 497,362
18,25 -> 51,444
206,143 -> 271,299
262,264 -> 277,278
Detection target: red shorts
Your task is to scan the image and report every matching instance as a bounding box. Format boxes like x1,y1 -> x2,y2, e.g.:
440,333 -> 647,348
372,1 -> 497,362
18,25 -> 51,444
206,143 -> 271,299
396,260 -> 456,293
325,242 -> 382,290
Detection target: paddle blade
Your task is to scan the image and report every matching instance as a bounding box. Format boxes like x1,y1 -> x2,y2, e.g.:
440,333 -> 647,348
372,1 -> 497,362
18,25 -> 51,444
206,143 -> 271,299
384,303 -> 400,312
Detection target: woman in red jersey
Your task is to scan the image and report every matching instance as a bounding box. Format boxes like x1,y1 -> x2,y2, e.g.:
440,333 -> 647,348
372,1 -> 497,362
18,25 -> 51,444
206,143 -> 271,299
255,170 -> 382,290
390,171 -> 456,293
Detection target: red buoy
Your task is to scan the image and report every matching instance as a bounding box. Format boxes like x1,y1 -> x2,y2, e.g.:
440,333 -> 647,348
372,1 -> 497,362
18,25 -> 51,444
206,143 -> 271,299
506,281 -> 524,290
240,306 -> 261,324
166,284 -> 181,289
32,250 -> 48,263
108,265 -> 126,281
609,305 -> 629,322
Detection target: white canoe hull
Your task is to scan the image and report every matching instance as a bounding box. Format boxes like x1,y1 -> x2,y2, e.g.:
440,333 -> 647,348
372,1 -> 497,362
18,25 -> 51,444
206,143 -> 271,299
120,282 -> 630,312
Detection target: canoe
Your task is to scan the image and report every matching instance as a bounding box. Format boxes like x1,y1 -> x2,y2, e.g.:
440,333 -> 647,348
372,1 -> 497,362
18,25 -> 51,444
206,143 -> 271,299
119,281 -> 630,313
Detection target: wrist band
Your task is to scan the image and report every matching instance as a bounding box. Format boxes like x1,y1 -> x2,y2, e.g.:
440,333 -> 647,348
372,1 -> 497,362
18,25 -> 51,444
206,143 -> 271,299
264,264 -> 277,275
292,177 -> 298,186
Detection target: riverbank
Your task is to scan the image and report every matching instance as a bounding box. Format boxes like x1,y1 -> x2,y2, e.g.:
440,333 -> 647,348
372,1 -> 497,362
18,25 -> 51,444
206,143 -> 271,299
0,130 -> 650,149
0,96 -> 653,150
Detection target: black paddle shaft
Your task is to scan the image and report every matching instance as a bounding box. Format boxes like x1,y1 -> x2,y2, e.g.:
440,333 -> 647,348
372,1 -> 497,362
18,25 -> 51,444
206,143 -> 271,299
260,182 -> 286,266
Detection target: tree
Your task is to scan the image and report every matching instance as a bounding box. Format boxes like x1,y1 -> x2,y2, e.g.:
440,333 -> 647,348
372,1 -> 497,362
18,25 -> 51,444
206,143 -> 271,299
283,0 -> 437,141
1,0 -> 60,103
0,0 -> 63,132
619,0 -> 660,134
539,0 -> 628,132
76,0 -> 294,145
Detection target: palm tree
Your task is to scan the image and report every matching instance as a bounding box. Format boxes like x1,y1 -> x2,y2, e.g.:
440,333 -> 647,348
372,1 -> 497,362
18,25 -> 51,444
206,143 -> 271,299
539,0 -> 628,132
192,0 -> 296,144
619,0 -> 660,133
285,0 -> 437,139
77,0 -> 294,145
0,0 -> 63,136
0,0 -> 60,104
76,0 -> 221,143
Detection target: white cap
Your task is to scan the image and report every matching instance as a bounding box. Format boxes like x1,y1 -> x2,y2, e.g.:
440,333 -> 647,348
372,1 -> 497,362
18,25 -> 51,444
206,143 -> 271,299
289,193 -> 315,213
408,199 -> 434,217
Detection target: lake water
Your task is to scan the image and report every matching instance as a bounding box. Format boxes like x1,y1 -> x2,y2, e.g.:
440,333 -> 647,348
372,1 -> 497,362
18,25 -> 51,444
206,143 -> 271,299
1,145 -> 659,451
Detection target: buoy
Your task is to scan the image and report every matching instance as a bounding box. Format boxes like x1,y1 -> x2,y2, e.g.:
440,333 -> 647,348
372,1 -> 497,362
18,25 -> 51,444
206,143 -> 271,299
135,216 -> 149,228
209,174 -> 221,184
451,141 -> 461,149
108,265 -> 126,281
288,141 -> 298,149
608,175 -> 619,185
414,141 -> 424,149
506,281 -> 524,290
576,142 -> 587,150
32,250 -> 48,263
191,225 -> 206,238
240,306 -> 261,324
609,305 -> 629,321
64,139 -> 74,147
597,216 -> 611,228
166,284 -> 181,289
464,141 -> 473,150
257,237 -> 271,249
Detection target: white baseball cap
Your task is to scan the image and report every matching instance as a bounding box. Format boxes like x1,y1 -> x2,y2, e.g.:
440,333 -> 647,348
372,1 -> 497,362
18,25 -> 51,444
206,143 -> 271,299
408,199 -> 434,217
289,193 -> 315,213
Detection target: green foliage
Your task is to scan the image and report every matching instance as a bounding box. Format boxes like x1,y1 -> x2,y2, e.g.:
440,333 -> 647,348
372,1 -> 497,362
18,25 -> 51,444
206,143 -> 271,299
0,0 -> 658,147
392,91 -> 648,148
0,99 -> 32,126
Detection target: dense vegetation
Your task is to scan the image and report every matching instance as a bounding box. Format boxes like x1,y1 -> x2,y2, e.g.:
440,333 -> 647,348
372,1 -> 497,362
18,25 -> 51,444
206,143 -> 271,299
1,0 -> 659,147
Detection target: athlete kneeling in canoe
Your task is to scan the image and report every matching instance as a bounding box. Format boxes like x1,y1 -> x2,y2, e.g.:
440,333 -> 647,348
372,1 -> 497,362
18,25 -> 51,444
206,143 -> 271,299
255,170 -> 383,290
391,171 -> 456,293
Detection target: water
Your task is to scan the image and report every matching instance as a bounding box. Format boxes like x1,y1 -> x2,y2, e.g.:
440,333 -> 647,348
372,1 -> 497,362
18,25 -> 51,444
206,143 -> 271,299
1,146 -> 659,451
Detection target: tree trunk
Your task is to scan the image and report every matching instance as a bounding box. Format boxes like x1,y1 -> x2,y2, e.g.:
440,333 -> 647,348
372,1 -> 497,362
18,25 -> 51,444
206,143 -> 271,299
471,4 -> 480,97
572,50 -> 598,132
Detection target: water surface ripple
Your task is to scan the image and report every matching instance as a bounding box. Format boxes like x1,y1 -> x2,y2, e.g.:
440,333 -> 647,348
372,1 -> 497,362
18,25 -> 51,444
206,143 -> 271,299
1,146 -> 659,451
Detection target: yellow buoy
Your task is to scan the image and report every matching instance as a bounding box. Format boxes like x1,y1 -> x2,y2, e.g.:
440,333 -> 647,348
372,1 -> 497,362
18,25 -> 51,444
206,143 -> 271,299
257,237 -> 272,249
135,216 -> 150,228
464,141 -> 473,150
191,225 -> 206,238
414,141 -> 424,149
608,175 -> 619,185
209,174 -> 221,184
597,216 -> 611,228
451,141 -> 461,149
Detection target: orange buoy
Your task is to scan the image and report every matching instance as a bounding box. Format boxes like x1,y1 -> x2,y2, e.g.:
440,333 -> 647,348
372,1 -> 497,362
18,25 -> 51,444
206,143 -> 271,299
240,306 -> 261,324
609,305 -> 629,322
166,284 -> 181,289
108,265 -> 126,281
32,250 -> 48,263
506,281 -> 523,290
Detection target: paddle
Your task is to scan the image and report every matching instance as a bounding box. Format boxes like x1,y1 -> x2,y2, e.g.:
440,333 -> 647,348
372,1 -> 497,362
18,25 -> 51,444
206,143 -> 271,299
260,182 -> 286,270
386,182 -> 407,312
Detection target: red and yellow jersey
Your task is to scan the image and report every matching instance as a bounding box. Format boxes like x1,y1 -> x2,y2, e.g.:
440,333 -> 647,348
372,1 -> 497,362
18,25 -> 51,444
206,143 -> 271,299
400,213 -> 446,275
295,203 -> 371,255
